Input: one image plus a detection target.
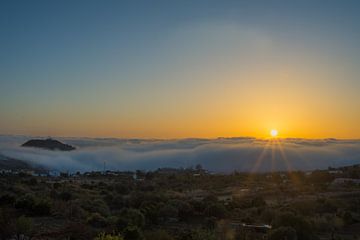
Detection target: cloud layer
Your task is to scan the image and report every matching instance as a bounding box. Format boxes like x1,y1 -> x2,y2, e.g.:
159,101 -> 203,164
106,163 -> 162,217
1,135 -> 360,173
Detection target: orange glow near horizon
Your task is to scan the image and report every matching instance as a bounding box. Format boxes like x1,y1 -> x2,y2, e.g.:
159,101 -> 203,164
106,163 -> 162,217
1,6 -> 360,140
1,26 -> 359,140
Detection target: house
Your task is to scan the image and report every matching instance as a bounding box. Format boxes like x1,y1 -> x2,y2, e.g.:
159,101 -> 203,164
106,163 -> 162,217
332,178 -> 360,185
186,189 -> 209,201
216,192 -> 233,204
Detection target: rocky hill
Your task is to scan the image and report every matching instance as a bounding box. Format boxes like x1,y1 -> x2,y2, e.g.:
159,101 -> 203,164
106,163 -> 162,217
21,138 -> 76,151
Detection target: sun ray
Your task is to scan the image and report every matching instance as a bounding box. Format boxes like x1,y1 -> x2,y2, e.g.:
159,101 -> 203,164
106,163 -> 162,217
246,140 -> 271,183
271,140 -> 276,173
275,139 -> 302,186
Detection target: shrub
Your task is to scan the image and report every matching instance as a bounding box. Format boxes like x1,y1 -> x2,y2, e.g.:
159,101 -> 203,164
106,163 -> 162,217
0,194 -> 15,205
205,203 -> 227,218
189,228 -> 216,240
81,198 -> 110,217
15,194 -> 51,216
14,194 -> 35,210
268,226 -> 297,240
117,208 -> 145,230
95,233 -> 124,240
0,208 -> 15,239
115,184 -> 131,195
158,204 -> 178,220
63,222 -> 94,240
15,216 -> 33,237
273,212 -> 315,240
144,229 -> 174,240
87,213 -> 108,228
32,198 -> 51,216
27,178 -> 38,186
59,191 -> 72,201
123,226 -> 144,240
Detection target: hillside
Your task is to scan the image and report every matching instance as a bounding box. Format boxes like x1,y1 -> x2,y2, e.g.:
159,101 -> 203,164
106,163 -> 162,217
0,154 -> 31,170
21,138 -> 76,151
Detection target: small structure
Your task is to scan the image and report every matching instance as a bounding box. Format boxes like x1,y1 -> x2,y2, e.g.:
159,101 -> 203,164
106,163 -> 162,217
332,178 -> 360,185
240,223 -> 272,233
229,222 -> 272,239
216,191 -> 233,204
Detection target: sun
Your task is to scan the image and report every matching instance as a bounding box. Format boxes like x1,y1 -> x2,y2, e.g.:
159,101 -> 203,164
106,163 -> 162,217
270,129 -> 278,137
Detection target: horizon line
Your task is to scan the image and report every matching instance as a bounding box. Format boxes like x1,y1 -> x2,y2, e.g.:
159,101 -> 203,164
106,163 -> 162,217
1,133 -> 359,141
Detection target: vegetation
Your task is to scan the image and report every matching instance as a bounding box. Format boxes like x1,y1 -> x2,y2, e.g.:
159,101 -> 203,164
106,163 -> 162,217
0,165 -> 360,239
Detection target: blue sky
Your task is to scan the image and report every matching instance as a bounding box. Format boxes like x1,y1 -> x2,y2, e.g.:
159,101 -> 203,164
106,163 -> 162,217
1,0 -> 360,138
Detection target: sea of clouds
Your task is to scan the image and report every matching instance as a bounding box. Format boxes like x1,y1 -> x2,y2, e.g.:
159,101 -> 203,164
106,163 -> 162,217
1,135 -> 360,173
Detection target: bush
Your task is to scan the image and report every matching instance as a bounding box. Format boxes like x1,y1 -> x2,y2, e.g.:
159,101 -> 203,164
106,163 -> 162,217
205,203 -> 227,218
115,184 -> 131,195
189,228 -> 216,240
268,226 -> 297,240
87,213 -> 108,228
63,222 -> 94,240
15,216 -> 33,237
273,212 -> 316,240
117,208 -> 145,230
14,194 -> 35,210
144,229 -> 174,240
14,194 -> 51,216
81,198 -> 110,217
170,200 -> 194,220
0,194 -> 15,205
123,226 -> 144,240
0,208 -> 15,239
59,191 -> 72,201
158,204 -> 178,220
32,198 -> 51,216
27,178 -> 38,186
95,233 -> 124,240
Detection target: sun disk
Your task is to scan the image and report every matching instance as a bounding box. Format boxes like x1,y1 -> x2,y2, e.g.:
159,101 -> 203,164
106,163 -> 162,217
270,129 -> 278,137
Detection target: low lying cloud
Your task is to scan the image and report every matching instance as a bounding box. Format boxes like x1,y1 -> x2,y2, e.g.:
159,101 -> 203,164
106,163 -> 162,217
1,135 -> 360,173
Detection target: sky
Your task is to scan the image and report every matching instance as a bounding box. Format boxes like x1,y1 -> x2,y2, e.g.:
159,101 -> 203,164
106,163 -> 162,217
1,0 -> 360,139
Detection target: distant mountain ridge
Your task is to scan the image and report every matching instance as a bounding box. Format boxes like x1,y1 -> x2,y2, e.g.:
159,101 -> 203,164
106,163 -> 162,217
21,138 -> 76,151
0,154 -> 31,170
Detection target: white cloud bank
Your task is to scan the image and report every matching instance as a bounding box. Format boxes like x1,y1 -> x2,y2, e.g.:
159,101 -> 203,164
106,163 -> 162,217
1,135 -> 360,173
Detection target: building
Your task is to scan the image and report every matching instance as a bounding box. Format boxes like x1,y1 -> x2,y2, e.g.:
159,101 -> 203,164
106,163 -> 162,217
332,178 -> 360,185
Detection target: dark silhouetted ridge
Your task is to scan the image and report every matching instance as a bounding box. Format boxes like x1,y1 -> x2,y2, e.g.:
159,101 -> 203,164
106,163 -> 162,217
0,154 -> 31,170
21,138 -> 76,151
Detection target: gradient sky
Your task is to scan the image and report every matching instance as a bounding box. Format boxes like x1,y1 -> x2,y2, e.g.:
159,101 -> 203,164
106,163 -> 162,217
1,0 -> 360,138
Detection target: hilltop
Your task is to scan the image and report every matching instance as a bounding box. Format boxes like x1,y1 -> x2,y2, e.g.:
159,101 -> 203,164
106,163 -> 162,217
21,138 -> 76,151
0,154 -> 31,170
